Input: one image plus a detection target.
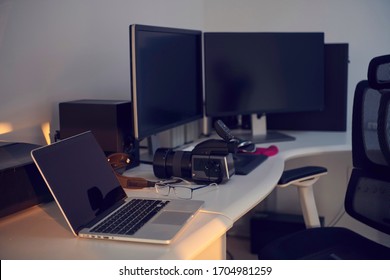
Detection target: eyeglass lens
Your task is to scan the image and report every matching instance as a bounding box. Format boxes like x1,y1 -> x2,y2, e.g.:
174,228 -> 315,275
155,184 -> 193,199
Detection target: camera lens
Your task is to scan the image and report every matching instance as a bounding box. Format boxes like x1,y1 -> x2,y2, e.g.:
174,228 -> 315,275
153,148 -> 192,179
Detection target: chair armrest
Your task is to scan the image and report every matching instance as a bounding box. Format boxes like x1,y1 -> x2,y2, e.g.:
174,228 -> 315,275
278,166 -> 328,188
277,166 -> 327,228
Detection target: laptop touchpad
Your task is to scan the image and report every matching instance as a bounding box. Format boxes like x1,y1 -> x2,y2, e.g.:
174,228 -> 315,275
152,211 -> 193,225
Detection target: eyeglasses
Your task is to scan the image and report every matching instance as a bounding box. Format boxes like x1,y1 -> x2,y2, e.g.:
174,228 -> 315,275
155,178 -> 217,199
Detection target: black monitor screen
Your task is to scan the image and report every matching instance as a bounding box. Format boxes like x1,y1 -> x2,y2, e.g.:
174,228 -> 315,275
130,24 -> 203,140
204,32 -> 325,117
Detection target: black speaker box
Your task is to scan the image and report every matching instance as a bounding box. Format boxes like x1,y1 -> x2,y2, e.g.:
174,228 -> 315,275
0,142 -> 53,218
266,43 -> 349,131
59,99 -> 139,167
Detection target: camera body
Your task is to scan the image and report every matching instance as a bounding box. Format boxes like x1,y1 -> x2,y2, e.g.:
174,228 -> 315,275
153,139 -> 235,184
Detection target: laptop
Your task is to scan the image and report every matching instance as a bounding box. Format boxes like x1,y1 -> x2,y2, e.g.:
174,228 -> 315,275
31,131 -> 204,244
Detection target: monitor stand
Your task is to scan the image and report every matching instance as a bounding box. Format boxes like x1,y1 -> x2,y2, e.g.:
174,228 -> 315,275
240,113 -> 295,144
139,126 -> 187,164
139,137 -> 155,164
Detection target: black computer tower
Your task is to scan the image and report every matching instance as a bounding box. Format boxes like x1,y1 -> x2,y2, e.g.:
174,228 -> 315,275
266,43 -> 349,131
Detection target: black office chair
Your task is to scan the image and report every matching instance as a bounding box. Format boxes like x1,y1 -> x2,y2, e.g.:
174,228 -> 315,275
257,55 -> 390,260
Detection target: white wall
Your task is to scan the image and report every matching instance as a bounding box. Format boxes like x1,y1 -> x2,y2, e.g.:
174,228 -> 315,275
1,0 -> 390,145
0,0 -> 204,145
204,0 -> 390,133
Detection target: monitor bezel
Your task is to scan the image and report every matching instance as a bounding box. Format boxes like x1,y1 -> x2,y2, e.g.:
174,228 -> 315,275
130,24 -> 204,141
203,32 -> 325,118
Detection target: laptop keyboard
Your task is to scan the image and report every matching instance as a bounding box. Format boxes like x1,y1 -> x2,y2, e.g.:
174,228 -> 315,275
91,199 -> 169,235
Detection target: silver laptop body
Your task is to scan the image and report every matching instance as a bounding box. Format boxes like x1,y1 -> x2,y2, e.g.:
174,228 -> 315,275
31,131 -> 204,244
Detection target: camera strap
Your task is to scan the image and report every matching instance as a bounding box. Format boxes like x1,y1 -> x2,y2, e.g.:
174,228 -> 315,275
107,153 -> 155,189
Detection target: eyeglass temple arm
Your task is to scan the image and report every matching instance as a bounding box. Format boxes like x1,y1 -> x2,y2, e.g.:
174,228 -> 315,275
191,183 -> 216,191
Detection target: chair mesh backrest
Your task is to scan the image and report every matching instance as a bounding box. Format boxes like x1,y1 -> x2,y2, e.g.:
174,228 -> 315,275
346,168 -> 390,234
355,83 -> 389,167
347,57 -> 390,235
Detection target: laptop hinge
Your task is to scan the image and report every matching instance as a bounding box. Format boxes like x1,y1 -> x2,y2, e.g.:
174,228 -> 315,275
77,198 -> 127,233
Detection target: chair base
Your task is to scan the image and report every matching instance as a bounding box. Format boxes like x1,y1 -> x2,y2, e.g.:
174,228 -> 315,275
258,227 -> 390,260
250,211 -> 324,254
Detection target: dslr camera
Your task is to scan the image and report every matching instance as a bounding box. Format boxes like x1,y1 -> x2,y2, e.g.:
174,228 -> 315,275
153,139 -> 235,184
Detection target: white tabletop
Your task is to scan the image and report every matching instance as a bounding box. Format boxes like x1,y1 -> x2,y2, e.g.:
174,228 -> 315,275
0,200 -> 232,260
0,131 -> 351,260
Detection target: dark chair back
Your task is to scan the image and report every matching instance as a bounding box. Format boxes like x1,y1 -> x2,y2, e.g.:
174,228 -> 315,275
346,55 -> 390,235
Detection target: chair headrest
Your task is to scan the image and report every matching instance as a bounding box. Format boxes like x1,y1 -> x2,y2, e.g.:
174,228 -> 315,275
368,54 -> 390,91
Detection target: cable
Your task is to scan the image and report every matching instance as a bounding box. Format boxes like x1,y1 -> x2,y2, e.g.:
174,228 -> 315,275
327,207 -> 347,227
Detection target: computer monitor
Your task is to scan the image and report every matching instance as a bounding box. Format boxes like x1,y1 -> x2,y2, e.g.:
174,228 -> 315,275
204,32 -> 325,143
267,43 -> 349,132
130,24 -> 203,153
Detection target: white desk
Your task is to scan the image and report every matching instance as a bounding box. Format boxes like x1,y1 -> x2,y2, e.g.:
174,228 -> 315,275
0,131 -> 351,259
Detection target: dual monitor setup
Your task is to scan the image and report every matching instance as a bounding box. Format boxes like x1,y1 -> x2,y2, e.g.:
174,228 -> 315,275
60,24 -> 348,166
130,24 -> 348,161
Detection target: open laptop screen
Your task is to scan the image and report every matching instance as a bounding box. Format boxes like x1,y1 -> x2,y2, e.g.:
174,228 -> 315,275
31,132 -> 127,233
